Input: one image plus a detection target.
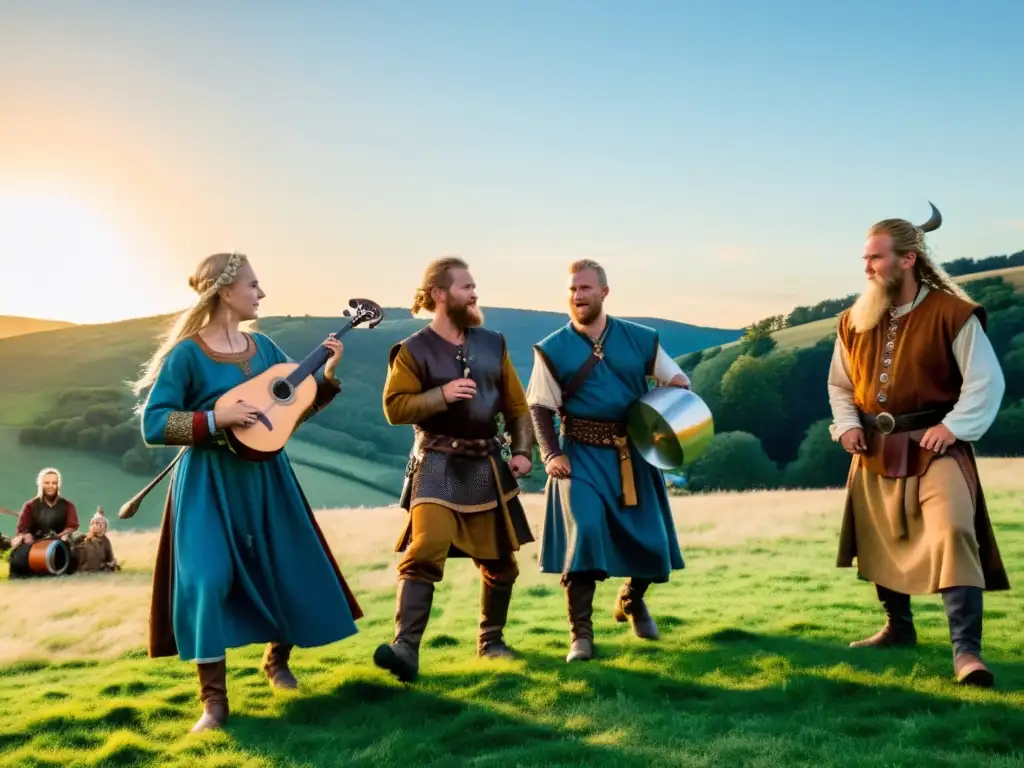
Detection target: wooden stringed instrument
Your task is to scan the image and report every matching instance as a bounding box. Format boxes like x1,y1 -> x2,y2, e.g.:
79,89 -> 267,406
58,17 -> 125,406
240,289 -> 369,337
215,298 -> 384,462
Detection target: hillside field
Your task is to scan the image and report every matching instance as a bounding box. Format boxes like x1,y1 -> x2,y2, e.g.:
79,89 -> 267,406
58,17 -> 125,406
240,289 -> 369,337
697,265 -> 1024,356
0,427 -> 398,537
1,459 -> 1022,767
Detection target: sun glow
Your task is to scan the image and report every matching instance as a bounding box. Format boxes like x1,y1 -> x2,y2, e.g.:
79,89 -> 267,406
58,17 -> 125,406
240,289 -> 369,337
0,191 -> 191,324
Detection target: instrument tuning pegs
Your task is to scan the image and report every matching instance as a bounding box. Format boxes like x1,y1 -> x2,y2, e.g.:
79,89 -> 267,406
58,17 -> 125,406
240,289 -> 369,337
343,309 -> 352,317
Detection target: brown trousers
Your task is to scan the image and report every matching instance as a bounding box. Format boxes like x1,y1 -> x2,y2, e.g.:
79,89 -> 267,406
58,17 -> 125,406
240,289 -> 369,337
397,503 -> 519,586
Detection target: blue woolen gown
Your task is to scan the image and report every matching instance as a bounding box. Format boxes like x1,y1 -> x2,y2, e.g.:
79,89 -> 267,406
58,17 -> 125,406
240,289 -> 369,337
141,331 -> 359,662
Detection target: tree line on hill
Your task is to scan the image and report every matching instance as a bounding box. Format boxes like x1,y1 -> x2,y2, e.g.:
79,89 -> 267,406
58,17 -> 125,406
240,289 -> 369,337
675,275 -> 1024,492
760,250 -> 1024,331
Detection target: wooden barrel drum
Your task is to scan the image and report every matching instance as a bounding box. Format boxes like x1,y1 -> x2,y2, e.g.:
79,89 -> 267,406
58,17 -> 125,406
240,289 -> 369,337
26,538 -> 72,576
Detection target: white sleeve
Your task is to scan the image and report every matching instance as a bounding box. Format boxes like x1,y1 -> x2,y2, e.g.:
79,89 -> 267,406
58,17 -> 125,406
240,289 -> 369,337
525,349 -> 562,410
653,345 -> 688,386
941,314 -> 1006,442
827,336 -> 863,440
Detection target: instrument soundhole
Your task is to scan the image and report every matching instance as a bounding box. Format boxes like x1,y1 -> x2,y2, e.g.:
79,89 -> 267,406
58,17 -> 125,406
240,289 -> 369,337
271,378 -> 294,402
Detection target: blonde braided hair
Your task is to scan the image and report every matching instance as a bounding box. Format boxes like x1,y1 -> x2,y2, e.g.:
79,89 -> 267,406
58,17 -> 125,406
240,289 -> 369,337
130,252 -> 248,396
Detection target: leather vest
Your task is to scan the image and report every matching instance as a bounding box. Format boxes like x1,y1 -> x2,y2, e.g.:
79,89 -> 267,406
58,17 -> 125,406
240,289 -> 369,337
403,325 -> 506,440
31,498 -> 69,535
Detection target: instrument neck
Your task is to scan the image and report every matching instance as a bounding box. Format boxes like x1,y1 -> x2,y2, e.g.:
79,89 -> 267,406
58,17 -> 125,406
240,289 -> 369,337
286,320 -> 354,385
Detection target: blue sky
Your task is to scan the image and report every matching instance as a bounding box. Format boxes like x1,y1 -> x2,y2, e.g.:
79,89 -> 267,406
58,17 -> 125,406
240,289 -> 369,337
1,0 -> 1021,327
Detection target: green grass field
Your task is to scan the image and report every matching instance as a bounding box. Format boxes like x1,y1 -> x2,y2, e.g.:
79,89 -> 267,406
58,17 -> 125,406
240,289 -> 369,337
0,427 -> 397,537
1,461 -> 1022,767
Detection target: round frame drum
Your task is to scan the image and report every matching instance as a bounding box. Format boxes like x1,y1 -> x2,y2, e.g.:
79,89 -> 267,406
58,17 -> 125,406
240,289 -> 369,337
27,538 -> 72,576
627,387 -> 715,470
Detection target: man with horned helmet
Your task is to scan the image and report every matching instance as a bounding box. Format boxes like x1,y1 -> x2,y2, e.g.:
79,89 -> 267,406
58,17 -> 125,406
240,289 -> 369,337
828,202 -> 1009,687
374,256 -> 535,683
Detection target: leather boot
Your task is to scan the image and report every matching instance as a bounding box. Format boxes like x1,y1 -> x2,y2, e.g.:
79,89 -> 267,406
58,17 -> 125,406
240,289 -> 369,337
191,659 -> 228,733
478,579 -> 515,658
262,642 -> 298,689
565,576 -> 596,662
613,578 -> 659,640
849,585 -> 917,648
373,578 -> 434,682
943,586 -> 993,687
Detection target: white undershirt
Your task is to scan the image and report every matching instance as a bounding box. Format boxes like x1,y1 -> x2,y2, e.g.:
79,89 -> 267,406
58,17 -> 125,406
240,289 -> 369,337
827,286 -> 1005,443
526,344 -> 687,410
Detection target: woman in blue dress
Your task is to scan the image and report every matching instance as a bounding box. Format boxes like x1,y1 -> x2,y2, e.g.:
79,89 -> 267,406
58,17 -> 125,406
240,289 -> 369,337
131,251 -> 363,733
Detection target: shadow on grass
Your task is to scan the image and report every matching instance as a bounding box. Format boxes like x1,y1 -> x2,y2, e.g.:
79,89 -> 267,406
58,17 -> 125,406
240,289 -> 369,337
4,630 -> 1023,768
218,629 -> 1024,768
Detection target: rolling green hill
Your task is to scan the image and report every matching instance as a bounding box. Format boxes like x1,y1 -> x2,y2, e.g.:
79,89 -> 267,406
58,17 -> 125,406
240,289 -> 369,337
669,268 -> 1024,494
0,427 -> 398,537
0,306 -> 739,427
687,265 -> 1024,356
0,306 -> 740,526
0,315 -> 76,339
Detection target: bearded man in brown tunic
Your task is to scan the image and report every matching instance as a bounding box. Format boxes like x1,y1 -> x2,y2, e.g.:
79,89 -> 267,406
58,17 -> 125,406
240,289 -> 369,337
828,203 -> 1009,687
373,257 -> 535,683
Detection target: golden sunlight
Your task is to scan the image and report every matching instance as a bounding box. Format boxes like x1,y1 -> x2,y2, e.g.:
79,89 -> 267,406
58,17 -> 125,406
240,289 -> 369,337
0,191 -> 191,324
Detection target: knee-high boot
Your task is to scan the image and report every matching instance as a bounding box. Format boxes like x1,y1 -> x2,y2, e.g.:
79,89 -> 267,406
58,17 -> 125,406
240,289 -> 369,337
565,576 -> 596,662
942,586 -> 993,687
373,578 -> 434,683
478,579 -> 515,658
613,577 -> 660,640
849,584 -> 917,648
262,642 -> 298,689
191,659 -> 228,733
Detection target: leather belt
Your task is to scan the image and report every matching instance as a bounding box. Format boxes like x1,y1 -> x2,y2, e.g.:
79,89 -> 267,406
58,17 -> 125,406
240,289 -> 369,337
859,407 -> 950,435
560,415 -> 637,507
415,428 -> 501,458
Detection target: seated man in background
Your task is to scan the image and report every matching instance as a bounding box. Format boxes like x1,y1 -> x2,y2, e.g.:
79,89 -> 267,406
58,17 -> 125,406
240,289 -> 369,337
74,508 -> 122,573
8,467 -> 85,577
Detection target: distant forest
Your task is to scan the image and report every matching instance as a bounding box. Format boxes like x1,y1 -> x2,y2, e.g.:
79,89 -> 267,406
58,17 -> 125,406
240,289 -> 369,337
674,274 -> 1024,493
747,250 -> 1024,333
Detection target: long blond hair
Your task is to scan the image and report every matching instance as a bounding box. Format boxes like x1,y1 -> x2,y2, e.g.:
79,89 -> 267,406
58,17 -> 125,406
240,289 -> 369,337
130,252 -> 248,396
868,203 -> 971,301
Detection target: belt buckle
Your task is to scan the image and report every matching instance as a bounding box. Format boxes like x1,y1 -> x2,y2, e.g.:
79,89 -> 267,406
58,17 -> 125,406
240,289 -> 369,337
875,412 -> 896,435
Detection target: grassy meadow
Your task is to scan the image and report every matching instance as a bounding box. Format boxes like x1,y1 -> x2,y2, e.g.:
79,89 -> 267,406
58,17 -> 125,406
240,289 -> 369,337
1,459 -> 1022,767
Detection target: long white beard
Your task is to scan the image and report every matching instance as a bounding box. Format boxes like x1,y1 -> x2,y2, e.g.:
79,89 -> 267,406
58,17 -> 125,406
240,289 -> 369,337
848,279 -> 893,332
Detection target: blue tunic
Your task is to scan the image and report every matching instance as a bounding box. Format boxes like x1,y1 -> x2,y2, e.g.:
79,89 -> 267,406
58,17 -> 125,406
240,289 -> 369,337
141,331 -> 360,662
533,317 -> 684,582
